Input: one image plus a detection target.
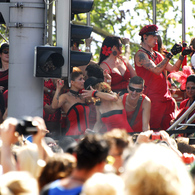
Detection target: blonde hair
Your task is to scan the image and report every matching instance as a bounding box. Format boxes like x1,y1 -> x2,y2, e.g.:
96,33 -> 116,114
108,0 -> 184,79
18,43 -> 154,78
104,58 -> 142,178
123,143 -> 194,195
17,143 -> 42,179
81,173 -> 124,195
0,171 -> 38,195
94,82 -> 112,93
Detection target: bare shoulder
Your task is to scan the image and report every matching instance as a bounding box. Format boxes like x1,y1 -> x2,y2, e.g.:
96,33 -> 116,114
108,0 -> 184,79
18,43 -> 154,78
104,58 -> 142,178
143,95 -> 151,105
100,61 -> 109,70
134,50 -> 149,67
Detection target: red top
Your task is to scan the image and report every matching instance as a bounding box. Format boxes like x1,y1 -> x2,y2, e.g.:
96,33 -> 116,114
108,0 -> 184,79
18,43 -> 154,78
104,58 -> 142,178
135,50 -> 172,102
66,103 -> 90,136
101,109 -> 133,133
123,93 -> 146,132
101,61 -> 130,92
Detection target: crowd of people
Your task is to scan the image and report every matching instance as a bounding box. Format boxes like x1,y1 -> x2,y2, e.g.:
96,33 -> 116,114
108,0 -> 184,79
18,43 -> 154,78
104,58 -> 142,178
1,24 -> 195,194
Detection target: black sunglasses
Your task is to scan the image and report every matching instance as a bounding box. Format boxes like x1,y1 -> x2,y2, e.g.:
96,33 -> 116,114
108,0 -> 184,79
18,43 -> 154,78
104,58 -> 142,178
2,50 -> 9,54
129,86 -> 143,93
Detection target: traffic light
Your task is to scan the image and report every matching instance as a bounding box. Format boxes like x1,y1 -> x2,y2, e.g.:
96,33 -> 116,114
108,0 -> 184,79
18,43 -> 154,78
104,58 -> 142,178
56,0 -> 94,77
0,1 -> 10,24
34,46 -> 64,78
70,0 -> 94,70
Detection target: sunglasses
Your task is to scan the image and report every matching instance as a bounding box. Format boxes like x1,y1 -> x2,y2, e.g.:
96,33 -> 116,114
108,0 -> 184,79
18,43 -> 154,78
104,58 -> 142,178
2,50 -> 9,54
186,87 -> 195,90
129,86 -> 143,93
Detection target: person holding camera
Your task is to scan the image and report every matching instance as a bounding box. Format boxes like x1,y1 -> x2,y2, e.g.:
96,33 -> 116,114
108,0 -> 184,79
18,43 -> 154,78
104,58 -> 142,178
134,24 -> 192,130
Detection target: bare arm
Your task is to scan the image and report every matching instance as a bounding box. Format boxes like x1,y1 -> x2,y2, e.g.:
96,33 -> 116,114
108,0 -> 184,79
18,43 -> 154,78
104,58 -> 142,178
82,86 -> 119,101
165,56 -> 184,72
135,51 -> 170,75
142,96 -> 151,131
51,79 -> 66,109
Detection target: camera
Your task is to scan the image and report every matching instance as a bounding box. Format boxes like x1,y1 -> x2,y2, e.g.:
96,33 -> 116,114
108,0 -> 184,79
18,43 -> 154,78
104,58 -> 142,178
150,132 -> 162,140
15,116 -> 38,135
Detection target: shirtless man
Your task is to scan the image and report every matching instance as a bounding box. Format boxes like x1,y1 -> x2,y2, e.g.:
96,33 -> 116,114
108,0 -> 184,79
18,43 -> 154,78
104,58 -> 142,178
52,67 -> 89,136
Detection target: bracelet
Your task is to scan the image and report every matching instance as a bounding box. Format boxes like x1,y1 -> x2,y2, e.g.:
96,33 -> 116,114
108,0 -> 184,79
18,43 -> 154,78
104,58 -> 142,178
179,55 -> 184,61
107,79 -> 111,82
86,47 -> 90,50
125,44 -> 130,47
92,90 -> 98,97
166,52 -> 173,60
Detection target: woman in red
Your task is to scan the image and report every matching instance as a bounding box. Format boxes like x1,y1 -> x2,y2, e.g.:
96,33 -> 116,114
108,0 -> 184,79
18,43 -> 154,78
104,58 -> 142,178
99,36 -> 136,95
82,77 -> 133,133
178,75 -> 195,125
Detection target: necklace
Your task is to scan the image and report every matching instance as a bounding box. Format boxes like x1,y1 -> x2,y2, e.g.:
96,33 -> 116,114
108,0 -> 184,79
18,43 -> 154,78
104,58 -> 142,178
69,89 -> 80,97
141,47 -> 157,62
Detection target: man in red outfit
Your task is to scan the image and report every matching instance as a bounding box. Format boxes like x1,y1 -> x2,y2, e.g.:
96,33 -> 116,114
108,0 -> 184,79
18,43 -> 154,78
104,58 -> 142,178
134,24 -> 192,130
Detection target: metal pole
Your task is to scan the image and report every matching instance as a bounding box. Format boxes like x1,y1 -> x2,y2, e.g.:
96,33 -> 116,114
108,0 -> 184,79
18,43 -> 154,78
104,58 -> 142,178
56,0 -> 70,78
48,0 -> 53,45
153,0 -> 156,24
182,0 -> 186,42
8,0 -> 45,118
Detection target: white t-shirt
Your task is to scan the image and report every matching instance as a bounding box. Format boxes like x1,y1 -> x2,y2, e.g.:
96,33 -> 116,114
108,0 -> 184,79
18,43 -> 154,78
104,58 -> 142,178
191,53 -> 195,68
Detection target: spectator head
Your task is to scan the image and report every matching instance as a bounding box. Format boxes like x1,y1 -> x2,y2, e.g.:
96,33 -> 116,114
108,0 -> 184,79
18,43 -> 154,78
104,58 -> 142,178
58,136 -> 77,154
128,76 -> 144,95
123,143 -> 194,195
190,37 -> 195,50
0,171 -> 39,194
16,143 -> 43,179
129,76 -> 144,86
75,134 -> 109,171
81,173 -> 124,195
103,129 -> 133,175
38,153 -> 76,190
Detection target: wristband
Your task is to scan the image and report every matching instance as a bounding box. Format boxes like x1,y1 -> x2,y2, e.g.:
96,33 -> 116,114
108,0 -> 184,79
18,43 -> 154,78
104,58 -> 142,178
86,47 -> 90,50
107,79 -> 111,83
166,52 -> 173,60
125,44 -> 130,47
179,55 -> 184,61
92,90 -> 98,97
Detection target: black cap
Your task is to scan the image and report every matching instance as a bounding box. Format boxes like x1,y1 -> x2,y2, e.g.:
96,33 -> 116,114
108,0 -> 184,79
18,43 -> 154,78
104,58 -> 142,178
0,43 -> 9,53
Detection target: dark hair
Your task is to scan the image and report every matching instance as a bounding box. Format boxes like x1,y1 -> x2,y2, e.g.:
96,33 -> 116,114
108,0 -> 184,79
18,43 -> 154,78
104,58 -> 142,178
70,67 -> 83,81
0,43 -> 9,53
85,64 -> 104,80
75,134 -> 109,170
129,76 -> 144,86
186,75 -> 195,84
98,36 -> 121,65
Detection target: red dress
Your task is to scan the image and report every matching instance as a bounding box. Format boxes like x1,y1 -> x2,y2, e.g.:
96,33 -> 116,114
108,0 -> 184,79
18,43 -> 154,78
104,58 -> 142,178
65,103 -> 90,136
101,61 -> 130,92
135,50 -> 176,130
101,109 -> 133,133
122,93 -> 146,132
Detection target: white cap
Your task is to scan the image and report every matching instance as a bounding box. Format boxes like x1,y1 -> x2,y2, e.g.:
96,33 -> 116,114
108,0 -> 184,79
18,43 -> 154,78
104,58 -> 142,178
191,53 -> 195,68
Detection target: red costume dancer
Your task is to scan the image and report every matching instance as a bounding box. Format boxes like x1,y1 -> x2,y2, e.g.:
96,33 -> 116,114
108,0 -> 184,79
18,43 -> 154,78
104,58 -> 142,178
135,51 -> 176,130
65,103 -> 90,136
101,109 -> 133,133
101,61 -> 130,93
122,93 -> 146,132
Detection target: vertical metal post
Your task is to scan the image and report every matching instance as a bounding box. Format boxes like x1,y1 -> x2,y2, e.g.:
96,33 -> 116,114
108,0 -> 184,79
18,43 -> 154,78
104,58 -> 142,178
182,0 -> 186,42
153,0 -> 156,24
48,0 -> 53,45
8,0 -> 45,118
56,0 -> 70,78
